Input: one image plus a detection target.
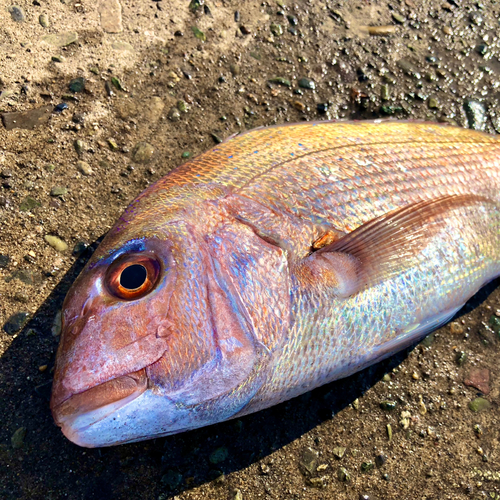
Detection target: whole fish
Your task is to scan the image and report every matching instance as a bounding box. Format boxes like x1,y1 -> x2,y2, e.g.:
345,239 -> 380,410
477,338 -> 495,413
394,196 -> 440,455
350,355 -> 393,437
51,121 -> 500,447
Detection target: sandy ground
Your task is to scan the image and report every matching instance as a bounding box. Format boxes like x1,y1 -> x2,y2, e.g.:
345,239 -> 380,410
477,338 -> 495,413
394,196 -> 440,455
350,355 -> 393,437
0,0 -> 499,499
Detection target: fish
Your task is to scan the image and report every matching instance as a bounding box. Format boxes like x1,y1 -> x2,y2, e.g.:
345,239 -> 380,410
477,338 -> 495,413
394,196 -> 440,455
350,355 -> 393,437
50,120 -> 500,447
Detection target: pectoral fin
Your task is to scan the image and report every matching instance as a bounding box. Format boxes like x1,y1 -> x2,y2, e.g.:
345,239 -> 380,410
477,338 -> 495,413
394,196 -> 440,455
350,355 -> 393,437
298,194 -> 491,297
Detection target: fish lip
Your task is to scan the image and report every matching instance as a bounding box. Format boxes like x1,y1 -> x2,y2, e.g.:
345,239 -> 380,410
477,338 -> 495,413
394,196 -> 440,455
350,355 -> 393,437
51,369 -> 148,447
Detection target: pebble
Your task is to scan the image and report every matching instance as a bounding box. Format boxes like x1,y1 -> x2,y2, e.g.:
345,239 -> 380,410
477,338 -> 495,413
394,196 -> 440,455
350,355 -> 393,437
54,103 -> 69,113
39,13 -> 49,28
428,97 -> 439,109
361,461 -> 374,473
317,103 -> 328,114
469,11 -> 482,25
209,447 -> 228,464
98,0 -> 123,33
292,100 -> 305,112
8,5 -> 25,22
76,160 -> 92,175
74,139 -> 85,155
11,427 -> 26,449
269,77 -> 291,88
107,139 -> 118,151
299,447 -> 318,475
392,12 -> 406,23
0,254 -> 10,268
51,310 -> 62,336
366,26 -> 396,36
111,41 -> 134,52
191,26 -> 206,41
160,470 -> 182,489
464,99 -> 486,131
168,107 -> 181,122
232,489 -> 243,500
338,466 -> 351,482
69,77 -> 85,93
456,351 -> 468,365
375,454 -> 387,467
380,401 -> 397,411
41,32 -> 78,48
19,197 -> 41,212
332,446 -> 346,459
44,235 -> 68,253
488,315 -> 500,335
1,105 -> 53,130
270,23 -> 283,36
468,397 -> 490,413
298,77 -> 315,90
132,142 -> 154,163
50,186 -> 68,197
449,321 -> 464,334
3,312 -> 30,334
464,368 -> 490,394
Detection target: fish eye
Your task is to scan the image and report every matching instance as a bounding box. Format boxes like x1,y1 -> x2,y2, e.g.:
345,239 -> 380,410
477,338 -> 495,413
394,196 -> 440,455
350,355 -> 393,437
106,254 -> 161,301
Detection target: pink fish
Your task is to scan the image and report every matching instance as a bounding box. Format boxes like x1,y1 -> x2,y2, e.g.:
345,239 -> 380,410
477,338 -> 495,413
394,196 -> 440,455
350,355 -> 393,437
51,121 -> 500,447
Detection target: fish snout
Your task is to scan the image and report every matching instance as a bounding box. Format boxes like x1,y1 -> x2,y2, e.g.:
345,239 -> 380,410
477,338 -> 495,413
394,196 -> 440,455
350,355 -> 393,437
51,369 -> 148,447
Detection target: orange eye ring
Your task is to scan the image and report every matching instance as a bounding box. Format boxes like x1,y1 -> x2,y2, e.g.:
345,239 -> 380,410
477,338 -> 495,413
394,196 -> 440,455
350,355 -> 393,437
106,254 -> 161,301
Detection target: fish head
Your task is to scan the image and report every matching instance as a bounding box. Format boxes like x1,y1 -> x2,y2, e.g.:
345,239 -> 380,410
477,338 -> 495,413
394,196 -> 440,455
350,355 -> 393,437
50,186 -> 282,447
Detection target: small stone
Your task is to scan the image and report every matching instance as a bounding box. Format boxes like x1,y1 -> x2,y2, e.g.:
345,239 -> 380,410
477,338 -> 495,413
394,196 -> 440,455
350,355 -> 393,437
181,152 -> 191,159
132,142 -> 154,164
387,424 -> 393,441
380,84 -> 390,101
111,41 -> 134,51
392,12 -> 406,23
298,77 -> 315,90
270,23 -> 283,36
488,315 -> 500,335
232,489 -> 243,500
361,461 -> 374,473
51,310 -> 62,337
176,100 -> 188,113
3,312 -> 30,335
191,26 -> 206,41
375,454 -> 387,467
287,15 -> 298,26
54,103 -> 69,113
268,77 -> 292,88
317,103 -> 328,114
44,235 -> 68,253
292,100 -> 305,112
69,77 -> 85,93
1,105 -> 53,130
428,97 -> 439,109
464,99 -> 486,131
41,32 -> 78,48
332,446 -> 346,459
51,55 -> 64,63
367,25 -> 396,36
8,5 -> 25,22
380,401 -> 397,411
50,186 -> 68,197
449,321 -> 464,334
469,11 -> 482,25
307,477 -> 327,488
39,365 -> 48,372
442,25 -> 452,35
464,368 -> 490,394
11,427 -> 26,449
299,447 -> 318,475
74,139 -> 85,155
99,0 -> 123,33
338,466 -> 351,482
19,197 -> 41,212
39,13 -> 49,28
456,351 -> 468,366
76,160 -> 92,175
209,447 -> 228,464
0,254 -> 10,268
107,139 -> 119,151
160,470 -> 182,489
468,397 -> 490,413
168,107 -> 181,122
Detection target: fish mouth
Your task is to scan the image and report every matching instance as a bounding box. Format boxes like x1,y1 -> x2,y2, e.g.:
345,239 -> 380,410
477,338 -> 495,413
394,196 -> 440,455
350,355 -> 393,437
51,369 -> 148,447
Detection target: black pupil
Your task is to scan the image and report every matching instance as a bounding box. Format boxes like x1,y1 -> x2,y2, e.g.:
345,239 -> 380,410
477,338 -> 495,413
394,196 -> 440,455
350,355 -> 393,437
120,264 -> 147,290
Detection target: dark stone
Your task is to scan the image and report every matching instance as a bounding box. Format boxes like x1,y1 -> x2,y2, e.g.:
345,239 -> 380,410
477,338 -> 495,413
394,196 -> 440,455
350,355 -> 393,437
69,77 -> 85,93
54,103 -> 69,113
8,5 -> 25,22
0,254 -> 10,268
3,311 -> 30,335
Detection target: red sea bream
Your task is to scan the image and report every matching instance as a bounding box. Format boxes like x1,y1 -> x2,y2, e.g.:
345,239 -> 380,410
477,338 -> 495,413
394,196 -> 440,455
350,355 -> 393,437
51,121 -> 500,447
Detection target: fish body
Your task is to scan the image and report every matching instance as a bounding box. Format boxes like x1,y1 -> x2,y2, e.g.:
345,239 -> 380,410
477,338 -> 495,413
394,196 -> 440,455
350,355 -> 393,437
51,121 -> 500,447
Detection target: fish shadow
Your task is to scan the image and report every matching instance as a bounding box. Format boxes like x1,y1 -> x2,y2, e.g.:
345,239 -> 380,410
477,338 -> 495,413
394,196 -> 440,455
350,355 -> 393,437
0,242 -> 497,500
